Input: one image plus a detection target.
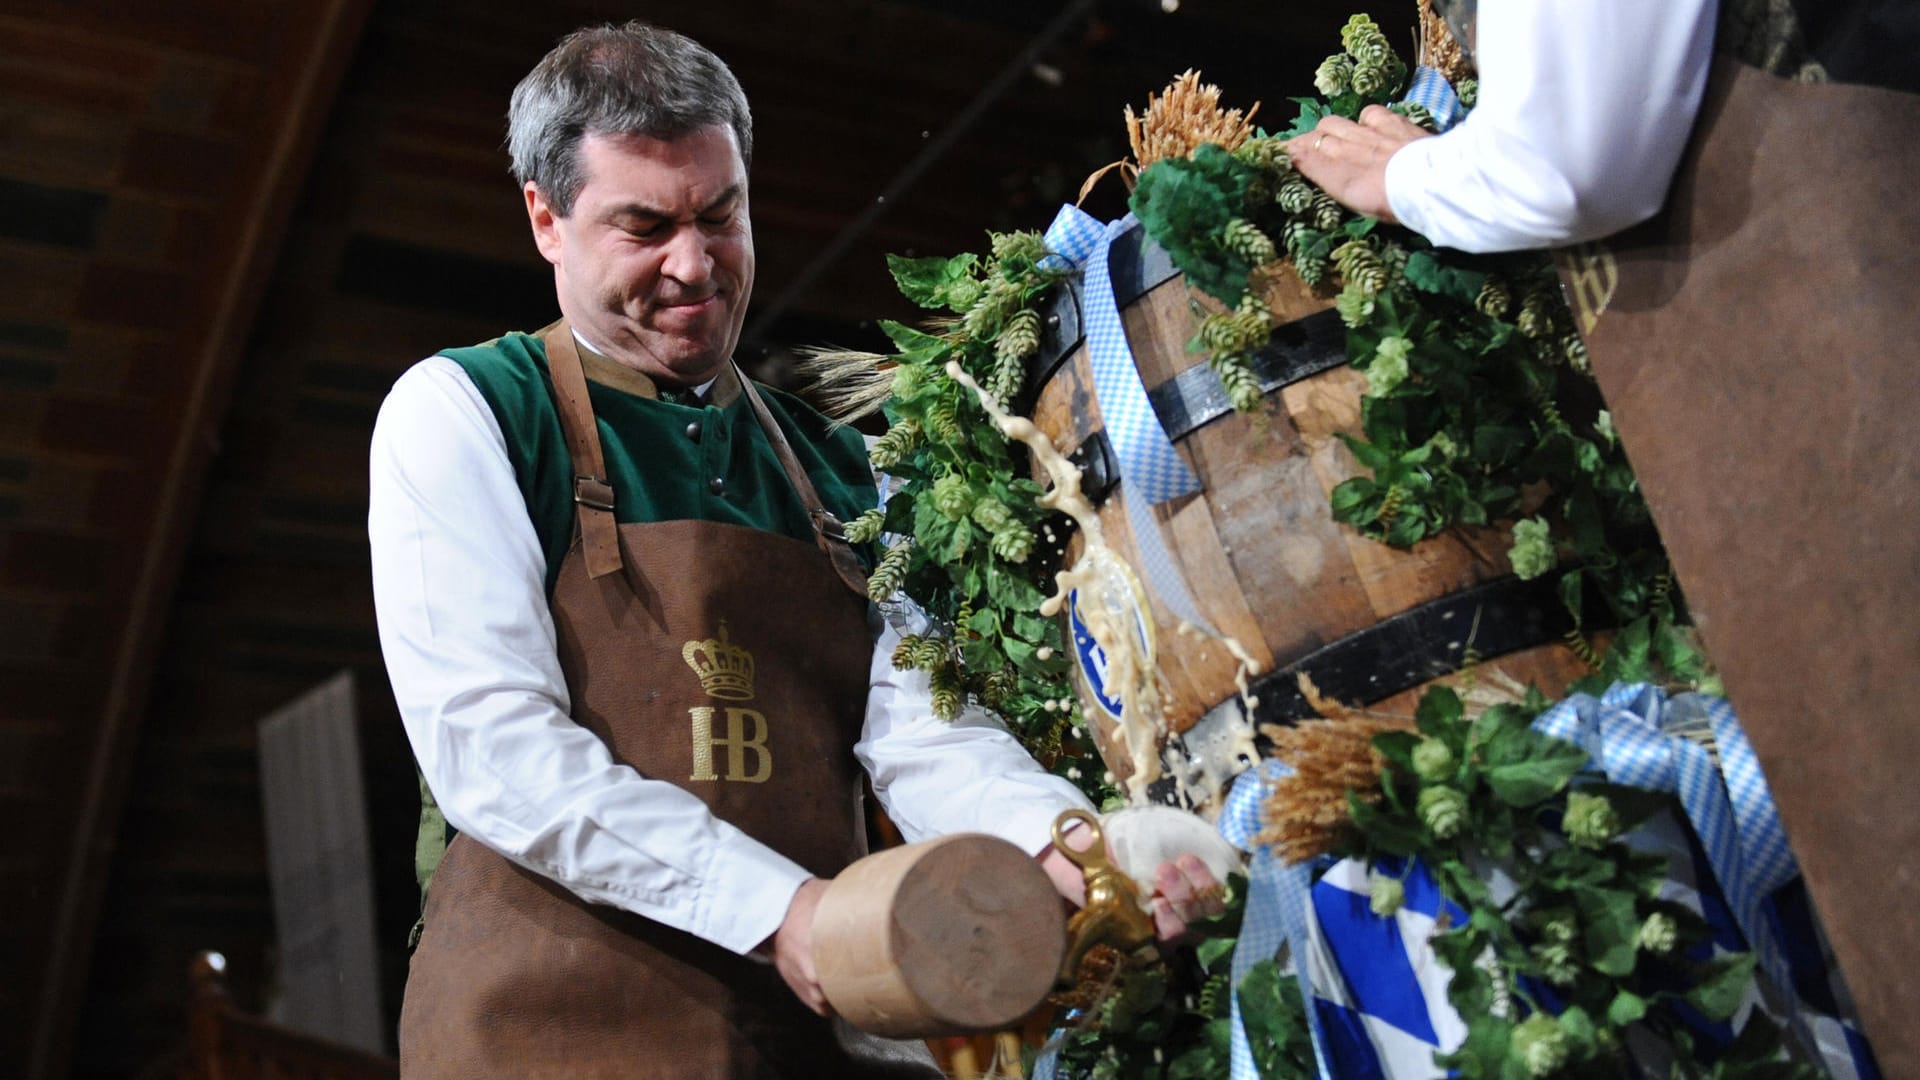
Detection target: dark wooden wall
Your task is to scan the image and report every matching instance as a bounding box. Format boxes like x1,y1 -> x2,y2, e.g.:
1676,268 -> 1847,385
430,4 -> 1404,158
2,1 -> 1369,1074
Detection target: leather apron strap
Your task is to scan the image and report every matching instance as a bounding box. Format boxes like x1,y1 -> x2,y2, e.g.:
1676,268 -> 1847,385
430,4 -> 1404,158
734,366 -> 871,598
540,323 -> 623,579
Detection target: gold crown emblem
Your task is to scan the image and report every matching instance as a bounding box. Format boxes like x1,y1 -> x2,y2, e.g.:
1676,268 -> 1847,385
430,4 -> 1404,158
682,621 -> 755,701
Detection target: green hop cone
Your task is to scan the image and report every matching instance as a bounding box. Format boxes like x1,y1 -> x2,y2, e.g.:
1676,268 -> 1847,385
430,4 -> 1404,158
1277,178 -> 1316,215
1340,13 -> 1386,56
1476,276 -> 1513,319
1537,908 -> 1578,944
990,229 -> 1048,266
1350,61 -> 1390,99
1223,218 -> 1277,266
1312,191 -> 1345,231
1365,336 -> 1413,396
1417,785 -> 1468,840
1211,353 -> 1264,412
1457,77 -> 1479,109
929,664 -> 963,720
1369,875 -> 1405,917
945,276 -> 985,314
1517,290 -> 1556,339
997,308 -> 1041,364
924,400 -> 962,443
869,418 -> 922,470
930,472 -> 974,520
867,540 -> 912,602
1512,1014 -> 1571,1077
970,498 -> 1014,535
844,507 -> 886,544
1561,332 -> 1591,374
1335,282 -> 1376,329
1637,911 -> 1679,955
1508,516 -> 1555,580
1314,53 -> 1353,96
1536,940 -> 1580,987
989,523 -> 1035,563
1233,135 -> 1291,173
1411,737 -> 1455,781
1564,790 -> 1622,849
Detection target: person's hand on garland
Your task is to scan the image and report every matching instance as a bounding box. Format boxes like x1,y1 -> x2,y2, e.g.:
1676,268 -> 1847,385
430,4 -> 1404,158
1286,104 -> 1432,225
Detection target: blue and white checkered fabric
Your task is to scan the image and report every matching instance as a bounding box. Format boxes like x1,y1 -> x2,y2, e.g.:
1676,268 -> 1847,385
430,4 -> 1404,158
1400,65 -> 1466,133
1043,204 -> 1215,635
1220,760 -> 1332,1080
1535,684 -> 1880,1080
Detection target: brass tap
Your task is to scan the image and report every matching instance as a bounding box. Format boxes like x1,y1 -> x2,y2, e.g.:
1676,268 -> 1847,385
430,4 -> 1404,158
1052,808 -> 1157,986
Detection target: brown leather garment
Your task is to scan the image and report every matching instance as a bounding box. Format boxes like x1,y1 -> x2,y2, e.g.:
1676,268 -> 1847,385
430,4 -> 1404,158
400,325 -> 917,1077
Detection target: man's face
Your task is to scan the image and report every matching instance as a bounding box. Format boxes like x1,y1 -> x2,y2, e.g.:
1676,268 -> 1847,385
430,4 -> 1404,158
526,125 -> 754,387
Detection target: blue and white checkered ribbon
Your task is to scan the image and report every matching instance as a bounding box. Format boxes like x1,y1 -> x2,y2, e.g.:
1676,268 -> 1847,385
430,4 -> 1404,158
1533,684 -> 1878,1078
1043,205 -> 1215,635
1220,760 -> 1333,1080
1401,65 -> 1466,133
1533,685 -> 1797,992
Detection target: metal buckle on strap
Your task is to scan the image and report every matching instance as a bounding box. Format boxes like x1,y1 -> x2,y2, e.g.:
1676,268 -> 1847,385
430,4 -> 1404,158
810,507 -> 848,543
574,475 -> 616,513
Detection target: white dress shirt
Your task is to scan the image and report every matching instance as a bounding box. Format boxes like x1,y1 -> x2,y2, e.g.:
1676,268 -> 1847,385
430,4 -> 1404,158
1386,0 -> 1719,252
368,355 -> 1091,955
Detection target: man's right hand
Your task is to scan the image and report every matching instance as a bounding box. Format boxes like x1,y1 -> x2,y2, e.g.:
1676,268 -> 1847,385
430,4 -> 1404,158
770,877 -> 833,1016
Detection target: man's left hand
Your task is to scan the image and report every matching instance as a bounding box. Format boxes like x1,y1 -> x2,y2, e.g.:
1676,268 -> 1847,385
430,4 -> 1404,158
1286,104 -> 1432,224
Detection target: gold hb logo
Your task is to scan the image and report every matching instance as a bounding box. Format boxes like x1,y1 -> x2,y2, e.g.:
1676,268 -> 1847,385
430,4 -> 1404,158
682,621 -> 754,701
1556,241 -> 1618,337
689,706 -> 771,784
684,622 -> 770,782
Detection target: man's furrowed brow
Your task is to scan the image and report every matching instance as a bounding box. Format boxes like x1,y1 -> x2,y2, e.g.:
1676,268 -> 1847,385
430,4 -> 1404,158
605,186 -> 742,224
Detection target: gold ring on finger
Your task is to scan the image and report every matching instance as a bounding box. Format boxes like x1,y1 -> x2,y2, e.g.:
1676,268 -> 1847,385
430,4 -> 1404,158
1313,134 -> 1328,152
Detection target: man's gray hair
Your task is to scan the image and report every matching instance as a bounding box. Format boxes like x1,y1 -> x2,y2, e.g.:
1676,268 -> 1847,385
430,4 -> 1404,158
507,21 -> 752,217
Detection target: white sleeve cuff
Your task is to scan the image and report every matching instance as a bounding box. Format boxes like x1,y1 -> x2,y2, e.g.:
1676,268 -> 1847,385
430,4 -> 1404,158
694,828 -> 814,955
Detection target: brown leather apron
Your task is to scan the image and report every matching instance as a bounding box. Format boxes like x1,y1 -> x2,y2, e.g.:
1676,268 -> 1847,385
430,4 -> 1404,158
399,324 -> 897,1078
1553,61 -> 1920,1071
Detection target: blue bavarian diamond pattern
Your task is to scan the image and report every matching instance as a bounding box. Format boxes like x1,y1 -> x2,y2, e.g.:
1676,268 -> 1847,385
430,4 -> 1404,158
1401,65 -> 1466,132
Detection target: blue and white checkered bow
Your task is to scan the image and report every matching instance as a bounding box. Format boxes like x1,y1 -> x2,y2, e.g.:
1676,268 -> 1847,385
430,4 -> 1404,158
1401,65 -> 1467,132
1042,205 -> 1215,636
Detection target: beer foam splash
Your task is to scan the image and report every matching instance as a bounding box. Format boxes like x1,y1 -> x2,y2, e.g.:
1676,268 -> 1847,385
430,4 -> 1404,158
946,362 -> 1261,807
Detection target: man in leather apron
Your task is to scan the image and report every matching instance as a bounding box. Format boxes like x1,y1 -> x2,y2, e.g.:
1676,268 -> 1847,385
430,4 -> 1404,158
369,20 -> 1224,1078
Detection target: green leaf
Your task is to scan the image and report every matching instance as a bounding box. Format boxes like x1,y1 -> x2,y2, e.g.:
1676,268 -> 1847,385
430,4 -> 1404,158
1373,729 -> 1420,770
1686,952 -> 1758,1021
1414,686 -> 1464,738
1285,96 -> 1330,138
1607,988 -> 1649,1026
877,319 -> 953,366
1576,887 -> 1639,976
1194,936 -> 1237,974
1404,250 -> 1488,301
1557,1004 -> 1599,1057
1348,790 -> 1424,856
1482,737 -> 1588,806
886,252 -> 978,309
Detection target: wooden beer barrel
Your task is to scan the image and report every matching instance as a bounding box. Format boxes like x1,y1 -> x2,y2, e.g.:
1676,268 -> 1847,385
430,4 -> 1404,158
1026,225 -> 1594,795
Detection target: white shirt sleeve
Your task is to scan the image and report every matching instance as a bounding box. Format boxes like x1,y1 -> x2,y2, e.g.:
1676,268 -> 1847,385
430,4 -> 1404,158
858,617 -> 1095,852
368,355 -> 811,955
1384,0 -> 1718,252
